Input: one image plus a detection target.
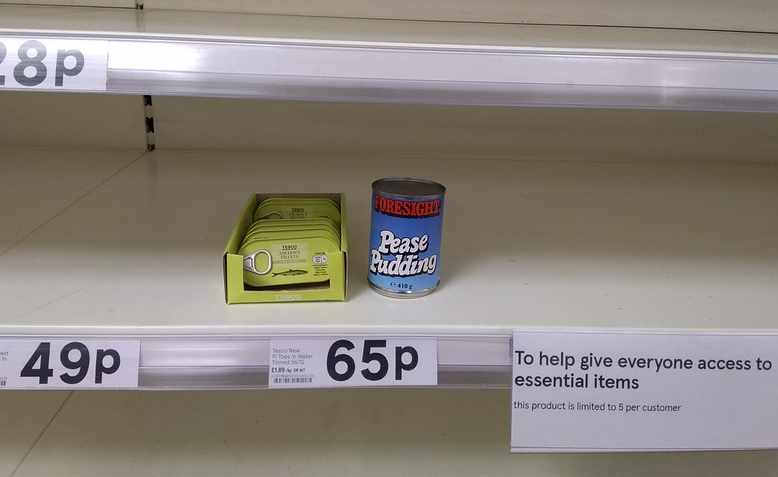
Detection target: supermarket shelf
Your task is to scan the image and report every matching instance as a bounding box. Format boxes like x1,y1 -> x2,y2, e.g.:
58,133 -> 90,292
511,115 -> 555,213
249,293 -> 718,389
1,147 -> 778,389
3,6 -> 778,110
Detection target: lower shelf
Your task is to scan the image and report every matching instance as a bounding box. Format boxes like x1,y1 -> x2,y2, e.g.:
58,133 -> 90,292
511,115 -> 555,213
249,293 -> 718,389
1,147 -> 777,388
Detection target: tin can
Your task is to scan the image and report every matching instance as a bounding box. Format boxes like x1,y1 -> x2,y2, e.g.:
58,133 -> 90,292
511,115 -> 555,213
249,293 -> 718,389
368,178 -> 446,298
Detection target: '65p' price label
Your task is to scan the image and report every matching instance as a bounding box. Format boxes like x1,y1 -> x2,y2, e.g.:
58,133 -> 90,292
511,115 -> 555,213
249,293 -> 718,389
0,340 -> 140,389
269,337 -> 438,388
0,38 -> 108,91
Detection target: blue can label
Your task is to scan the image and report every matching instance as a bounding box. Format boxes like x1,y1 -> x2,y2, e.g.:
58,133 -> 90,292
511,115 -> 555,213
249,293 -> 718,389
368,192 -> 443,294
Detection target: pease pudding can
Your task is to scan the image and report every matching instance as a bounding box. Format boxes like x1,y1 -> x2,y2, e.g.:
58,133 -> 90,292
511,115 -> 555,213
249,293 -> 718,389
368,177 -> 446,298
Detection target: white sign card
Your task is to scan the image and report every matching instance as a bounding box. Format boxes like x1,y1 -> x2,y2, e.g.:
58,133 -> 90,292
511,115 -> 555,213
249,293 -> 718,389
269,337 -> 437,388
0,340 -> 140,389
511,330 -> 778,452
0,38 -> 108,91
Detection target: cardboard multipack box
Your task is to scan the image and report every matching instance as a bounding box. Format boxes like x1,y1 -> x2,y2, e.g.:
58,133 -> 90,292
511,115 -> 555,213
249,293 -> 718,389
223,193 -> 348,303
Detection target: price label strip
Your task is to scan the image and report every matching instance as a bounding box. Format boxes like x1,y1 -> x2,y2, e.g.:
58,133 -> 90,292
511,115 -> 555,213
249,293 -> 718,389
0,38 -> 108,91
0,340 -> 140,389
269,337 -> 438,388
511,330 -> 778,452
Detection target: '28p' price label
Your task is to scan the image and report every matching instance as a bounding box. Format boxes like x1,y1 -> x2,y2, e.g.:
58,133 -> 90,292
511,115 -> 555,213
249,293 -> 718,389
269,337 -> 438,388
0,340 -> 140,389
0,38 -> 108,91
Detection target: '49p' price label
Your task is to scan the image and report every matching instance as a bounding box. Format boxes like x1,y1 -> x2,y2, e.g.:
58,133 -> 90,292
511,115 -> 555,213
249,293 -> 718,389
0,340 -> 140,389
269,337 -> 438,388
0,38 -> 108,91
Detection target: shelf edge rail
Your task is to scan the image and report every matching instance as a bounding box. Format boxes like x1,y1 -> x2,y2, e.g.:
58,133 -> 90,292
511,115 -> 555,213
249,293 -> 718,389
2,30 -> 778,111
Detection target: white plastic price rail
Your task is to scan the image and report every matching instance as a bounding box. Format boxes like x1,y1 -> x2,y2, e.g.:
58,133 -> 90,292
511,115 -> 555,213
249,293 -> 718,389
2,6 -> 778,110
0,335 -> 510,390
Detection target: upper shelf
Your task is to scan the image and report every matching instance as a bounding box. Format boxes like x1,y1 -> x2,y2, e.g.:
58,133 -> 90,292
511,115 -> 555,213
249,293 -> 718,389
2,6 -> 778,111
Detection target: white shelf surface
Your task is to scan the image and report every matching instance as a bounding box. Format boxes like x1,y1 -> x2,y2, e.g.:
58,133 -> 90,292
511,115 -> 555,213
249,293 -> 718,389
1,147 -> 777,388
3,6 -> 778,110
0,148 -> 144,253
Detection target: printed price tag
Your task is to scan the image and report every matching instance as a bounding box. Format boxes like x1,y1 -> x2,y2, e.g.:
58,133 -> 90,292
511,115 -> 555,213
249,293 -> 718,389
0,38 -> 108,91
0,340 -> 140,389
269,337 -> 437,388
511,330 -> 778,452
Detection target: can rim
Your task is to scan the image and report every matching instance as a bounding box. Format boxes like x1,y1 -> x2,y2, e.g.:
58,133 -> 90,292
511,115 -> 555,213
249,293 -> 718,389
371,177 -> 446,199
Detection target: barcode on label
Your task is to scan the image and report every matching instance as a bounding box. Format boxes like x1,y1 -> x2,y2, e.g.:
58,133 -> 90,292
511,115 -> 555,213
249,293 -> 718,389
0,378 -> 6,387
272,377 -> 313,384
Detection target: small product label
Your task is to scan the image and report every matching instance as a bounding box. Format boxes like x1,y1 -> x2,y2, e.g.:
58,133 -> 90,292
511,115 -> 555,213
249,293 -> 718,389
269,337 -> 438,388
0,38 -> 108,91
0,340 -> 140,389
511,330 -> 778,452
276,242 -> 305,265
